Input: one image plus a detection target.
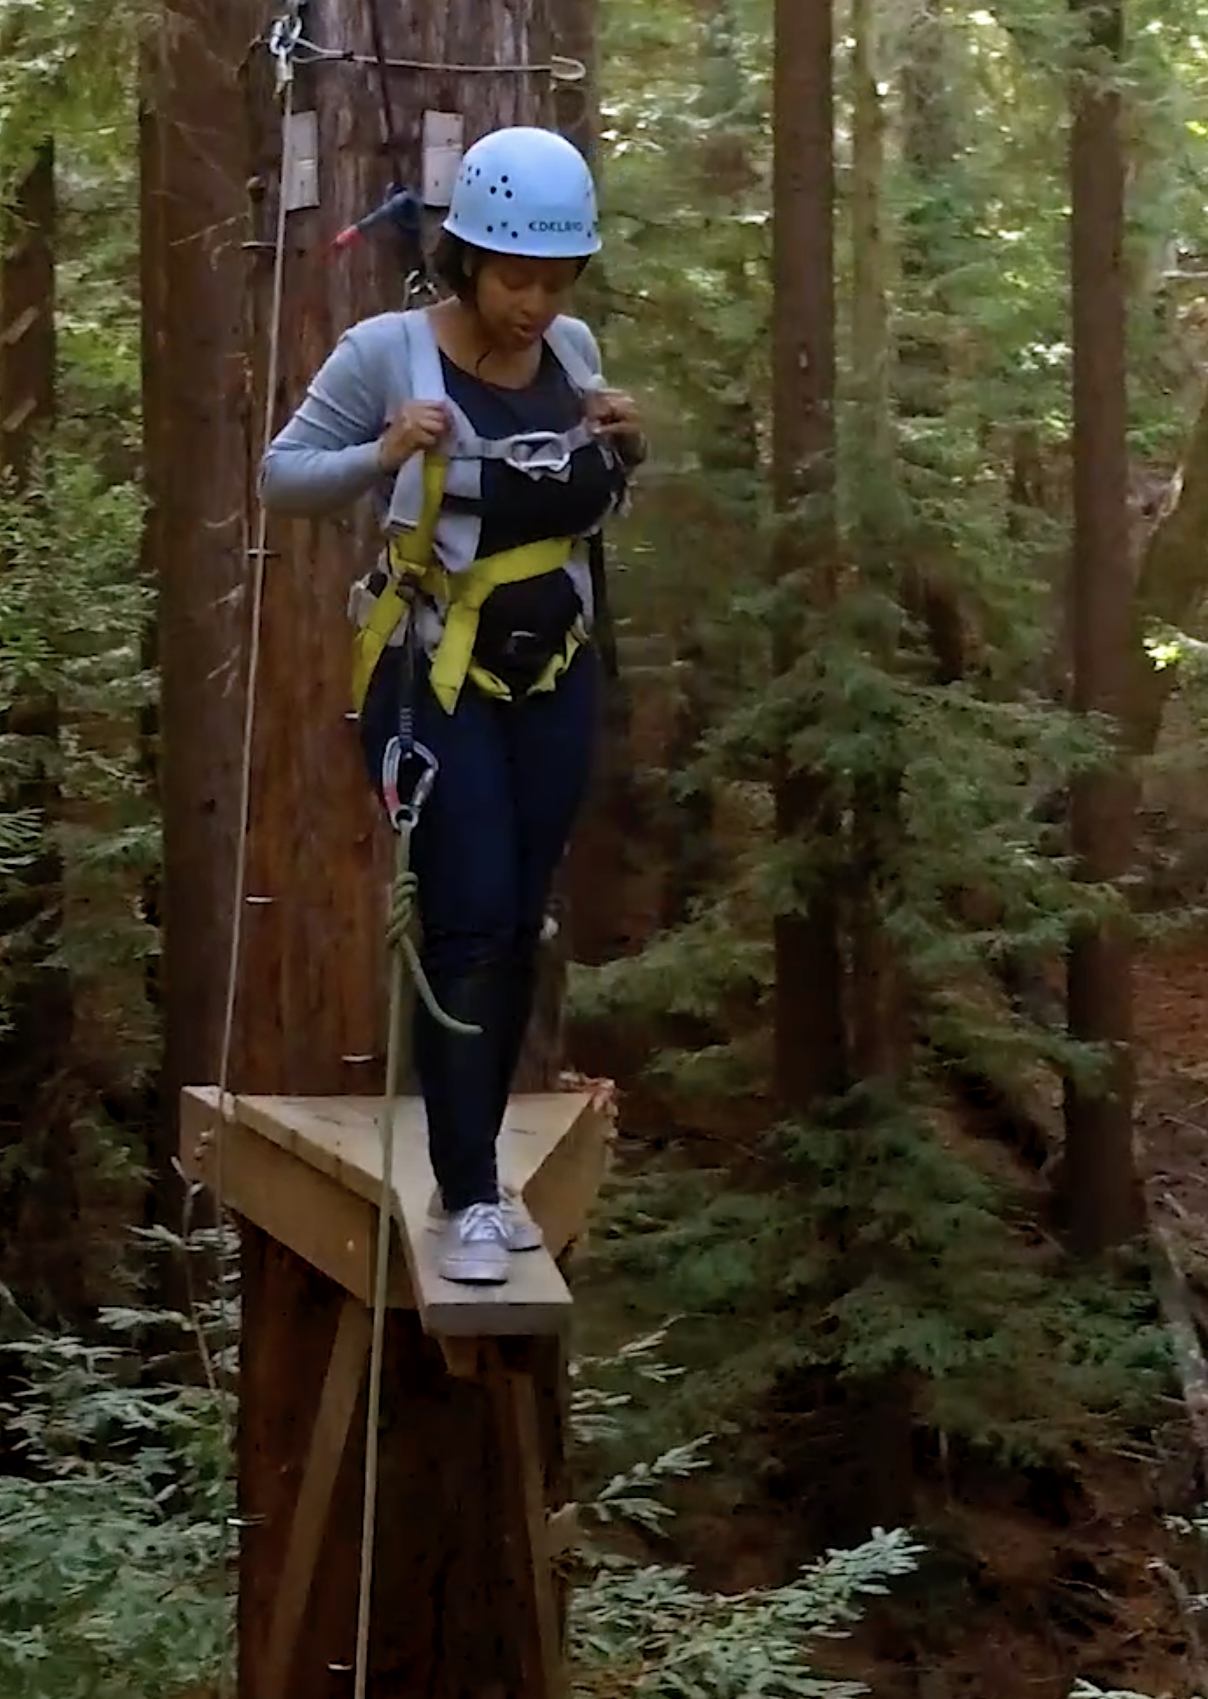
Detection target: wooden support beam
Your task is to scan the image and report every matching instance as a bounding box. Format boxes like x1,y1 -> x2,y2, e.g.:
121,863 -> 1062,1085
240,1231 -> 571,1698
487,1345 -> 567,1699
263,1295 -> 373,1699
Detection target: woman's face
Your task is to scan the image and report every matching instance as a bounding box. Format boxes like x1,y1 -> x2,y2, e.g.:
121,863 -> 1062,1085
472,253 -> 581,352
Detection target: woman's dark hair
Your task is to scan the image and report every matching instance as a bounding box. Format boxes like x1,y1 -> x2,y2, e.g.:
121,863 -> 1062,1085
432,230 -> 590,301
432,230 -> 480,301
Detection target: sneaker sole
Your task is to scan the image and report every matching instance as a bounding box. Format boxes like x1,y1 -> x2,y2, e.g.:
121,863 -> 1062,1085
438,1262 -> 510,1286
508,1232 -> 545,1253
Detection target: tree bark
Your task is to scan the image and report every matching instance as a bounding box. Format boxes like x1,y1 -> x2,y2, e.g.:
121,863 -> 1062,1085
241,1 -> 565,1103
142,2 -> 250,1248
1062,0 -> 1143,1253
238,8 -> 569,1694
897,0 -> 968,685
771,0 -> 846,1110
550,0 -> 599,165
848,0 -> 907,1084
0,144 -> 82,1319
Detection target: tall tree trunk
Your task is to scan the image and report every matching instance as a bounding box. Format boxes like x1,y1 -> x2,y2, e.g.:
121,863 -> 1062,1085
237,8 -> 569,1693
848,0 -> 906,1083
897,0 -> 967,683
771,0 -> 846,1109
0,144 -> 79,1319
142,1 -> 250,1259
1061,0 -> 1143,1253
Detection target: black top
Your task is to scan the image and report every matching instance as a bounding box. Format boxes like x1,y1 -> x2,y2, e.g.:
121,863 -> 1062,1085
440,344 -> 622,559
438,344 -> 624,687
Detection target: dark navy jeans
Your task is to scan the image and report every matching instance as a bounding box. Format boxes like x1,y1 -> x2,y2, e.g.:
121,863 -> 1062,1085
361,644 -> 599,1211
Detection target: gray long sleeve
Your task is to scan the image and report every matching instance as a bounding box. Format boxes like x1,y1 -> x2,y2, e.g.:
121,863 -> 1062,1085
259,328 -> 387,518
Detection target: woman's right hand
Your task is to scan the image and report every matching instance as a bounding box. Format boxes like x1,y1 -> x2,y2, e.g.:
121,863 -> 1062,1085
376,401 -> 451,473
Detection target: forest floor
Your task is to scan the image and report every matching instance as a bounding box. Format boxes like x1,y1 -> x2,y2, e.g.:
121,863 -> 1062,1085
854,934 -> 1208,1699
575,924 -> 1208,1699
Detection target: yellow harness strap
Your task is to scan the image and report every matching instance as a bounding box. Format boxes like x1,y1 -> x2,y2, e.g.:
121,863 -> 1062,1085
350,454 -> 579,716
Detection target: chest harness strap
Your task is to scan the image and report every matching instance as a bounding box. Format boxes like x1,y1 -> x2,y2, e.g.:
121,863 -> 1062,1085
350,454 -> 579,717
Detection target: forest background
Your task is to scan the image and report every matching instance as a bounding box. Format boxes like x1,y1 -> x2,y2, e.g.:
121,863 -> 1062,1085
5,0 -> 1208,1695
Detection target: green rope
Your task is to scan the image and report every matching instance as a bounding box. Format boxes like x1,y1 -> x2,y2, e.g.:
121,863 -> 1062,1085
386,831 -> 481,1036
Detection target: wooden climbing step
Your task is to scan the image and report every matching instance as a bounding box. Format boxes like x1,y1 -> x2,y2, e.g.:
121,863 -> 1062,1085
180,1085 -> 613,1336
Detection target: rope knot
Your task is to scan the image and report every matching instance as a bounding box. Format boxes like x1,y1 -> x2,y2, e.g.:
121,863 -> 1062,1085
387,867 -> 419,952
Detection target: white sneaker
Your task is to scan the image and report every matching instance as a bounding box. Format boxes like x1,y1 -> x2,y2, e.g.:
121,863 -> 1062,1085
427,1188 -> 544,1254
436,1202 -> 510,1285
500,1188 -> 544,1252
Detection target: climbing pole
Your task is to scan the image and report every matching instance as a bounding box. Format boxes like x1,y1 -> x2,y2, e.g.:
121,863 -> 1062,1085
176,4 -> 611,1697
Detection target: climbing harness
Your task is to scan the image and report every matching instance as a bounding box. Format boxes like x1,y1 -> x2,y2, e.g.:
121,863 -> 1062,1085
347,308 -> 622,717
351,466 -> 580,718
589,529 -> 619,682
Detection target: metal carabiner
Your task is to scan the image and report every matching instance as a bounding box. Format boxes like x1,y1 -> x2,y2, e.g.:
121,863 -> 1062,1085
381,737 -> 439,833
267,10 -> 305,88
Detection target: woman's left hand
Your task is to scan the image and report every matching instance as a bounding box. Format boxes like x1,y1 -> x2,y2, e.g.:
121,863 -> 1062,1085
587,388 -> 647,465
587,387 -> 642,439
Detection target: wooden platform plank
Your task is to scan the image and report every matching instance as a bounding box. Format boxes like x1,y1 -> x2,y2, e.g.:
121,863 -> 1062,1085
391,1131 -> 571,1338
179,1087 -> 611,1336
179,1089 -> 414,1309
182,1085 -> 609,1261
229,1090 -> 595,1214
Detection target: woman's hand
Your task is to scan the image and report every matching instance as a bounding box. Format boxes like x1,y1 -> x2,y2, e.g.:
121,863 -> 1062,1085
587,388 -> 647,466
376,401 -> 451,473
587,388 -> 641,439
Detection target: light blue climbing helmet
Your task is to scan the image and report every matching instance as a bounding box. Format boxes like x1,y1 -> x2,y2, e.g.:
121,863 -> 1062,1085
443,126 -> 602,260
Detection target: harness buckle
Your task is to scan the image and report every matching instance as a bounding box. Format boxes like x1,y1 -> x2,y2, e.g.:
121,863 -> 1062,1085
504,431 -> 573,477
381,737 -> 439,832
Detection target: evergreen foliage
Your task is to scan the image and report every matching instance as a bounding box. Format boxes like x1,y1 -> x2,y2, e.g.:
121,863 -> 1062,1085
568,0 -> 1208,1488
0,1303 -> 924,1699
1,0 -> 1208,1689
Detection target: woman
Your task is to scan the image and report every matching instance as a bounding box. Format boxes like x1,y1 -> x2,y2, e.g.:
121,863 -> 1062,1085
260,126 -> 645,1286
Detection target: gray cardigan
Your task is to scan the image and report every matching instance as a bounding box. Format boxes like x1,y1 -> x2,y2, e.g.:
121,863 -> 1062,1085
259,308 -> 611,640
260,310 -> 606,529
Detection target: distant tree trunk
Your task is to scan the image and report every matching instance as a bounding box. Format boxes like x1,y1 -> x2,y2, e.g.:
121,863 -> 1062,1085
697,0 -> 760,513
0,144 -> 80,1319
897,0 -> 967,684
771,0 -> 846,1110
848,0 -> 906,1083
1061,0 -> 1143,1253
547,0 -> 627,981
